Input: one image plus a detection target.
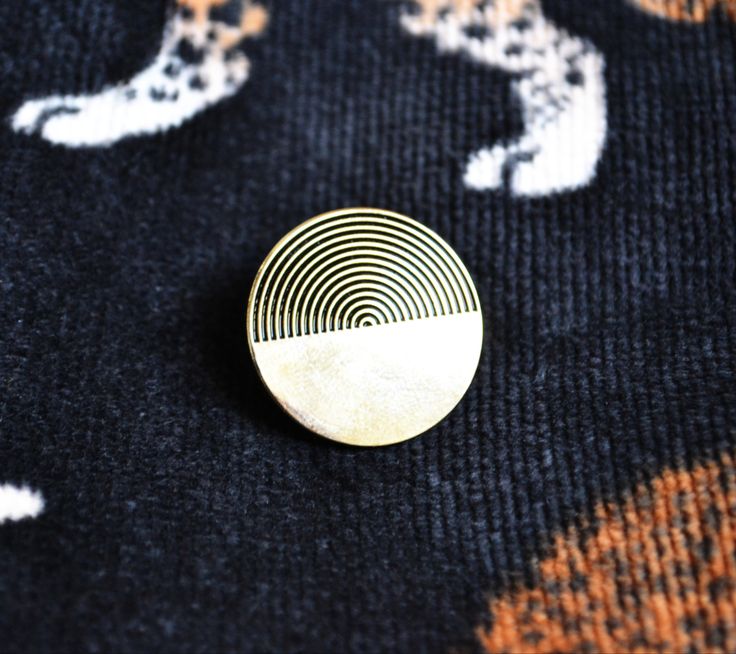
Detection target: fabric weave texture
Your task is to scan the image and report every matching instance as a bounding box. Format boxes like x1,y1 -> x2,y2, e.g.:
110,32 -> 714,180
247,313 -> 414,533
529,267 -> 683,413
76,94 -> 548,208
1,1 -> 735,652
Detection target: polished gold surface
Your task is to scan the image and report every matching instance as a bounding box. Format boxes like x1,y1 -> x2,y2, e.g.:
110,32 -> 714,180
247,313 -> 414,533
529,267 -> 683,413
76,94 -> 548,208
247,208 -> 483,446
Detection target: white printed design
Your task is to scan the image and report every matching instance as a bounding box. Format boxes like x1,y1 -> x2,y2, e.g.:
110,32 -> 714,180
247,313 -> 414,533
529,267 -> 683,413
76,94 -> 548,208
11,0 -> 268,147
401,0 -> 607,197
0,484 -> 44,525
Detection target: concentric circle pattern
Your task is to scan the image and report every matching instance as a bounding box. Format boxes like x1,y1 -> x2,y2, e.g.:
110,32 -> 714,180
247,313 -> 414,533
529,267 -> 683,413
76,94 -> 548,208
249,208 -> 480,343
247,208 -> 483,446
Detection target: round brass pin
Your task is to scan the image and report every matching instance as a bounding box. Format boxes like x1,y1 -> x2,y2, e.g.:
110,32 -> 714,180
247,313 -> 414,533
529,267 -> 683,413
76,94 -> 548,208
246,208 -> 483,447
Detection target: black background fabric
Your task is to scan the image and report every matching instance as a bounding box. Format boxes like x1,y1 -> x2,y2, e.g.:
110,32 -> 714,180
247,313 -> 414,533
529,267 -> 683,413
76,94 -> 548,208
1,0 -> 735,651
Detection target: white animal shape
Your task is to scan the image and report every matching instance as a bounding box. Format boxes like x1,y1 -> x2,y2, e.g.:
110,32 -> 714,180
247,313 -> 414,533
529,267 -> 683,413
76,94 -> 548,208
0,484 -> 44,525
401,0 -> 607,197
11,0 -> 268,147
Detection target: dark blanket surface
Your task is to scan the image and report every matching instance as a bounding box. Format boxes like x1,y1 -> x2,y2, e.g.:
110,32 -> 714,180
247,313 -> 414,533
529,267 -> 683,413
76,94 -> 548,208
1,1 -> 735,652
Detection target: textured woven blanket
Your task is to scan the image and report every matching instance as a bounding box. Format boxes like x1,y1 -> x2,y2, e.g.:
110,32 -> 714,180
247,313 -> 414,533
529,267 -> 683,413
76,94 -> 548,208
1,1 -> 735,651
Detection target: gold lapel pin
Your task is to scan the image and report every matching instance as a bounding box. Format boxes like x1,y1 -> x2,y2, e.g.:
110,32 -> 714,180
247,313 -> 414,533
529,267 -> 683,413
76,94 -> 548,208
246,208 -> 483,447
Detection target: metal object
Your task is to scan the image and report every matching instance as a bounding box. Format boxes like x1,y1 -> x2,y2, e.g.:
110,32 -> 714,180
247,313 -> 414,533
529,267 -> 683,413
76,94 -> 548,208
246,208 -> 483,446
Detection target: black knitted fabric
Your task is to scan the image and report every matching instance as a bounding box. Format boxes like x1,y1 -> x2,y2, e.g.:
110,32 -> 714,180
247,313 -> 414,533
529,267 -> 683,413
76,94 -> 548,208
1,1 -> 735,652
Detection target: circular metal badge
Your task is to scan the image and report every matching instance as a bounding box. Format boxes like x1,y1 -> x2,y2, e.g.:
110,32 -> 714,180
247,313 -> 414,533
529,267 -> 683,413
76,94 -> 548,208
247,208 -> 483,446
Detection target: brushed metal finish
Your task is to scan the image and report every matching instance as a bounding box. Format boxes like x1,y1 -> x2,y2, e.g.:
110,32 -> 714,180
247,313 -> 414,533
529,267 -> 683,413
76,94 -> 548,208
247,208 -> 483,446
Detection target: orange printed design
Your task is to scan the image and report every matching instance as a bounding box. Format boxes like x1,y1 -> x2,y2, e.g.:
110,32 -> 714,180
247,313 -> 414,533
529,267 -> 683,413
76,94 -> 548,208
179,0 -> 268,47
479,451 -> 736,653
633,0 -> 736,21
